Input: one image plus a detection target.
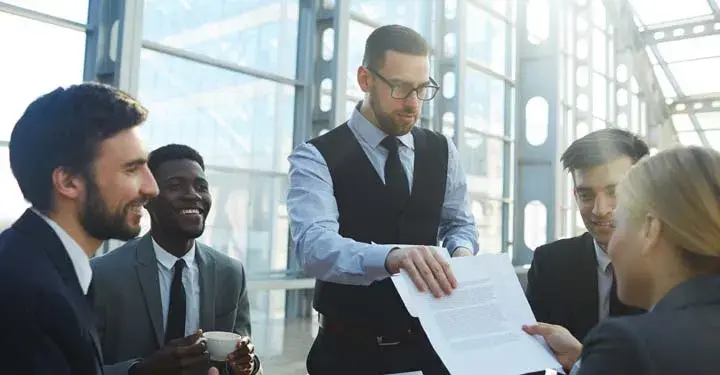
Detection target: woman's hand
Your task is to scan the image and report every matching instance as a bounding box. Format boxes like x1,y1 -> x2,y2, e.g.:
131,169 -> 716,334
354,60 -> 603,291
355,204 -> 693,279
523,323 -> 583,371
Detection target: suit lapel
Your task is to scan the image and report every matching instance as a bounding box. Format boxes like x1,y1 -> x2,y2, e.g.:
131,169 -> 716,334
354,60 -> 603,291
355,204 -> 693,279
196,244 -> 216,331
135,235 -> 165,347
575,233 -> 600,333
13,209 -> 105,369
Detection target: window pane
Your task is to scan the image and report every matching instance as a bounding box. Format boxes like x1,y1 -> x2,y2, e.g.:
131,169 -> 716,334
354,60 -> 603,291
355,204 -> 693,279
464,69 -> 506,136
350,0 -> 431,37
466,5 -> 507,74
138,49 -> 295,173
656,35 -> 720,64
677,131 -> 703,146
592,73 -> 607,119
471,199 -> 503,253
347,20 -> 374,98
630,0 -> 711,25
0,147 -> 28,224
464,136 -> 504,198
668,57 -> 720,96
592,29 -> 606,74
201,168 -> 288,273
0,14 -> 86,141
142,0 -> 299,78
2,0 -> 88,24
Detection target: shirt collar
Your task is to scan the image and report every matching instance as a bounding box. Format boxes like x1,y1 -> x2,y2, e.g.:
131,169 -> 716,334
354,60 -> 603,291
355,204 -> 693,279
151,236 -> 196,270
31,208 -> 93,294
593,239 -> 612,273
348,101 -> 415,151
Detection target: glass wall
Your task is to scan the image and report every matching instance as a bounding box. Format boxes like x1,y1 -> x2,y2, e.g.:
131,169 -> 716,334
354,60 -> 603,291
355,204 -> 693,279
1,0 -> 666,320
558,0 -> 650,239
135,0 -> 300,324
0,1 -> 89,227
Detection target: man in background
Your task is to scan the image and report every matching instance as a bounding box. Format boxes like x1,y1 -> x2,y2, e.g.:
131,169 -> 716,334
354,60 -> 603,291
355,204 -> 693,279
0,83 -> 159,374
91,144 -> 259,375
526,128 -> 647,341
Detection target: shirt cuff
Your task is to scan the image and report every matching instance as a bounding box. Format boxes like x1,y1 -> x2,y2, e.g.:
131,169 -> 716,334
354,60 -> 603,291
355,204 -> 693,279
364,244 -> 396,280
449,241 -> 476,256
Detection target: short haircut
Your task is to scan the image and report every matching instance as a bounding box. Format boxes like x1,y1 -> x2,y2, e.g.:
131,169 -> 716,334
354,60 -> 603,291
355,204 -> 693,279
148,144 -> 205,177
362,24 -> 430,71
561,128 -> 650,172
10,82 -> 148,212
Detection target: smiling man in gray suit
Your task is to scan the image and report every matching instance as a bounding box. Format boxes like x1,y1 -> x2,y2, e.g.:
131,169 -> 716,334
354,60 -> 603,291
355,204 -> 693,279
90,144 -> 260,375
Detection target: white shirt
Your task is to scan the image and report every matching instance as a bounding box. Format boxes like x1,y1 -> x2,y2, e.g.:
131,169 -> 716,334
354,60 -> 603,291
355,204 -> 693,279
152,238 -> 201,336
594,240 -> 613,320
32,209 -> 92,294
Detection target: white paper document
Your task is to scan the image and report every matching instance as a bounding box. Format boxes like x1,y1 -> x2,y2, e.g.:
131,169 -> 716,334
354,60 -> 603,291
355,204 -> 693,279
392,254 -> 562,375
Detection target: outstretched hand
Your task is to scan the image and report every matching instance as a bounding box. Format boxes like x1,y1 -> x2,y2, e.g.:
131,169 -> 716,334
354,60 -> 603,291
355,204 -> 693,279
523,323 -> 582,371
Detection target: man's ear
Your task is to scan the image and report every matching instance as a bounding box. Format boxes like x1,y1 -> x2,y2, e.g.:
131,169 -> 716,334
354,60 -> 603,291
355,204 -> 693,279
51,167 -> 84,200
357,66 -> 371,93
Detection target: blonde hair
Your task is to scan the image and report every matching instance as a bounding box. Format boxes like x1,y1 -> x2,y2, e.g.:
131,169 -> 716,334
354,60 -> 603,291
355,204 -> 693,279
617,146 -> 720,262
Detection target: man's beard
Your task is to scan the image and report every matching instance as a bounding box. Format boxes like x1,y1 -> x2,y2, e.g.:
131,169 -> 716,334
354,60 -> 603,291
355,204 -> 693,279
369,92 -> 416,136
80,177 -> 141,242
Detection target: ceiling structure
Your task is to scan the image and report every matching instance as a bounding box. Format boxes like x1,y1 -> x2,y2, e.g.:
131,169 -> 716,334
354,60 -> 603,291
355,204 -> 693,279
630,0 -> 720,148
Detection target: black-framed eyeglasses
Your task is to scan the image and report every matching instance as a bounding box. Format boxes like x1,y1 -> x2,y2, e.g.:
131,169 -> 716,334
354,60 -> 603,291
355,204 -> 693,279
365,66 -> 440,101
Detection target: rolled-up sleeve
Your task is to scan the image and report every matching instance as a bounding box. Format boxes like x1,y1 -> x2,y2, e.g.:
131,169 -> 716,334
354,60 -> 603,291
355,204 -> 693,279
286,142 -> 395,286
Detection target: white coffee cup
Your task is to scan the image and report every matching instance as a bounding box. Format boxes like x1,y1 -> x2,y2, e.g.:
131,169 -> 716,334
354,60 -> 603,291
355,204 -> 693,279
203,331 -> 242,361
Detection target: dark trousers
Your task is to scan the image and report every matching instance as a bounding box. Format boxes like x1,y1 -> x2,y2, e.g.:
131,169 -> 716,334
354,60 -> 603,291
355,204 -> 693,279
307,327 -> 449,375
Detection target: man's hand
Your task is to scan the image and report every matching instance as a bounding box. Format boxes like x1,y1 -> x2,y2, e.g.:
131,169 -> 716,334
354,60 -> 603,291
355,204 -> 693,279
227,337 -> 256,375
522,323 -> 582,371
451,247 -> 473,257
385,246 -> 458,298
134,330 -> 210,375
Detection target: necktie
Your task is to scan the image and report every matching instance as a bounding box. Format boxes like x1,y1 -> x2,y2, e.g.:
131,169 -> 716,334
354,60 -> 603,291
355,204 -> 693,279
381,136 -> 410,203
165,259 -> 186,343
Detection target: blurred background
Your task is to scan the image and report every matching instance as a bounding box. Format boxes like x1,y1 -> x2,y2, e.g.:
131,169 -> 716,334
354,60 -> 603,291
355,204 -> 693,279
0,0 -> 715,373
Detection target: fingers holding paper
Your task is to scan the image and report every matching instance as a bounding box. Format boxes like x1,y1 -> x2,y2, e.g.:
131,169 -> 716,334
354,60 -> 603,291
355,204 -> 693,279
522,323 -> 582,371
385,245 -> 458,297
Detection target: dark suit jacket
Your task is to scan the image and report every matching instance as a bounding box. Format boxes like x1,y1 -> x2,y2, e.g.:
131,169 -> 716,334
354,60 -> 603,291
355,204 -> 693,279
0,209 -> 103,375
526,232 -> 643,341
90,234 -> 252,375
577,274 -> 720,374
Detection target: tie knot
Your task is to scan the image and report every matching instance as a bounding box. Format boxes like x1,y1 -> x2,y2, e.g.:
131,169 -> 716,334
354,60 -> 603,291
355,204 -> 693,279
173,259 -> 186,272
381,136 -> 400,153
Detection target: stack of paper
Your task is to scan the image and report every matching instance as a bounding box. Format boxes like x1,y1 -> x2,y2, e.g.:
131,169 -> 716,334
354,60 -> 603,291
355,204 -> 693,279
392,254 -> 562,375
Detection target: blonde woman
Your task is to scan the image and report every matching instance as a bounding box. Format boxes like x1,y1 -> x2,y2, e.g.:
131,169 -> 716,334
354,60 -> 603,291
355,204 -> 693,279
523,145 -> 720,375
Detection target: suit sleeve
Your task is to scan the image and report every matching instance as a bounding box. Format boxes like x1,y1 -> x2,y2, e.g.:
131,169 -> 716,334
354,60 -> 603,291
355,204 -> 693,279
0,294 -> 72,375
233,263 -> 252,337
577,319 -> 653,375
525,247 -> 551,322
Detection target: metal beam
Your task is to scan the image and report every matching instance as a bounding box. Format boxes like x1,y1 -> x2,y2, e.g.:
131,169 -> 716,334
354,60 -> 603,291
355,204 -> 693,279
142,41 -> 304,87
0,1 -> 85,31
84,0 -> 143,95
607,0 -> 681,146
310,0 -> 349,137
670,95 -> 720,114
640,16 -> 720,44
432,0 -> 467,144
513,0 -> 562,265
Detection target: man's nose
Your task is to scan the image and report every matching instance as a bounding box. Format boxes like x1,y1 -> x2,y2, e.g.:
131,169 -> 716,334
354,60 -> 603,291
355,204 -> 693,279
592,194 -> 612,216
141,168 -> 159,198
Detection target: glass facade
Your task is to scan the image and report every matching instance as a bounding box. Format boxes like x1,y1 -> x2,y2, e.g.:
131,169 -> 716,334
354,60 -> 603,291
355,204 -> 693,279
0,0 -> 673,325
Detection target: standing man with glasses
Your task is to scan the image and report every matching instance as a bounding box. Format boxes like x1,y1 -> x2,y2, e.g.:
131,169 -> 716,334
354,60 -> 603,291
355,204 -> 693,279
287,24 -> 479,375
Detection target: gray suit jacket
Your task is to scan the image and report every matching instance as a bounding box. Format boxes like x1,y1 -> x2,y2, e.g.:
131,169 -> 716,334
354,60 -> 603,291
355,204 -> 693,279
90,234 -> 252,375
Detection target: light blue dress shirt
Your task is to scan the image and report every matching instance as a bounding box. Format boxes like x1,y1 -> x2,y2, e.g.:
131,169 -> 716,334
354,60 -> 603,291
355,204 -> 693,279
286,104 -> 479,286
